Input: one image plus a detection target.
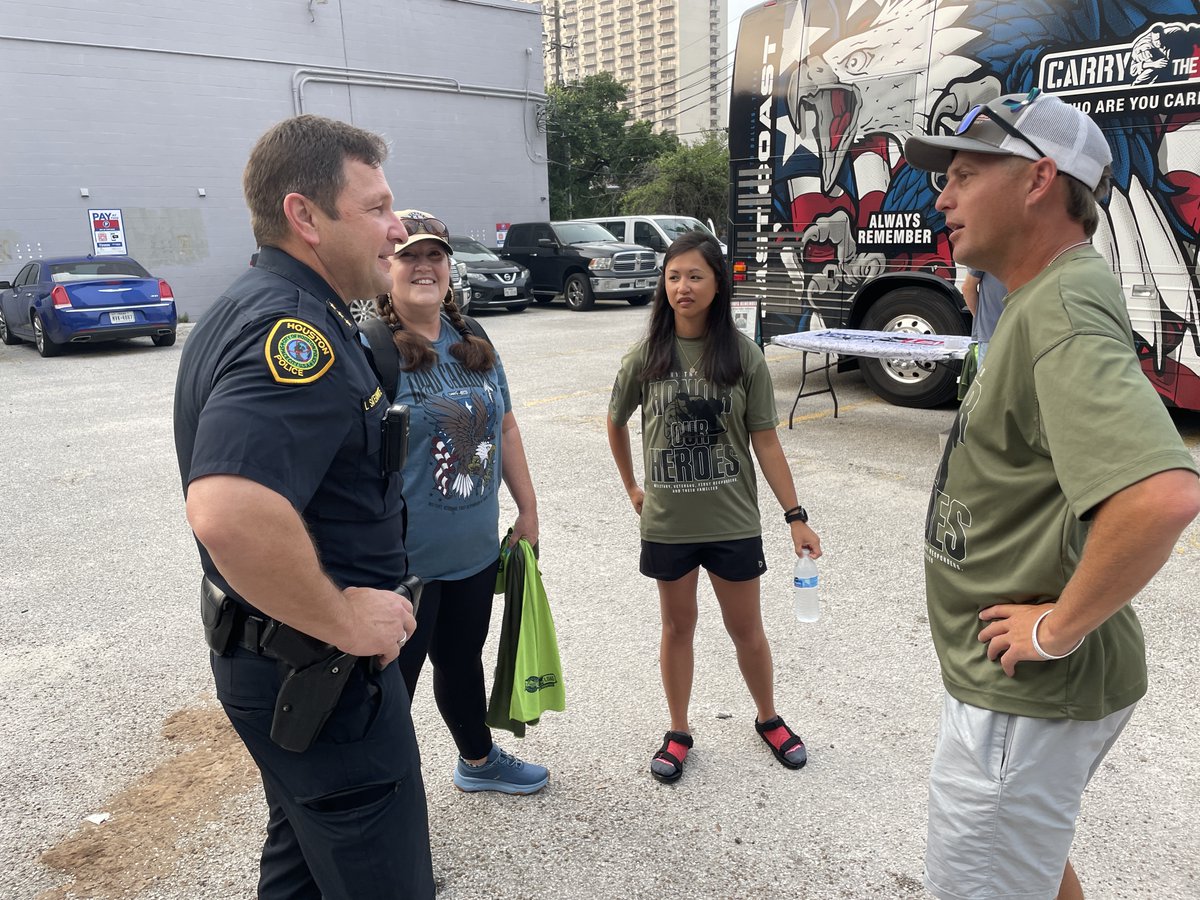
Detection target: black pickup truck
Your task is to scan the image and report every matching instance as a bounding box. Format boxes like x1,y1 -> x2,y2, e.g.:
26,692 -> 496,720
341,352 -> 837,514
499,221 -> 659,310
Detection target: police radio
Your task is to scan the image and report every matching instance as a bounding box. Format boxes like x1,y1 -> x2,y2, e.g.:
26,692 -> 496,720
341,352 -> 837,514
381,403 -> 410,476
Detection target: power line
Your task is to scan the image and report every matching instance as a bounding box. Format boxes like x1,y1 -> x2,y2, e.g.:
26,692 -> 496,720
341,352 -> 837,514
549,1 -> 729,76
547,68 -> 728,129
549,2 -> 731,99
647,90 -> 725,130
626,49 -> 734,103
545,157 -> 656,180
634,67 -> 732,132
629,67 -> 731,117
635,61 -> 732,115
547,70 -> 724,138
565,53 -> 731,115
535,0 -> 734,140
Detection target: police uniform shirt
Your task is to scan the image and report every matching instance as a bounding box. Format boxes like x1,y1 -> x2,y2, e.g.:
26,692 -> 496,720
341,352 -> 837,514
174,246 -> 404,606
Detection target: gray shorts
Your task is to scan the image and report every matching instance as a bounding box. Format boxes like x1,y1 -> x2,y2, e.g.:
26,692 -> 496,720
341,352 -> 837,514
924,693 -> 1135,900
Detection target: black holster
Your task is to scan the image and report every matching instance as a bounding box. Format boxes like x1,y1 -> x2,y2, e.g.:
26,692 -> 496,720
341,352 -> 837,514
199,576 -> 422,753
200,577 -> 355,753
270,651 -> 357,753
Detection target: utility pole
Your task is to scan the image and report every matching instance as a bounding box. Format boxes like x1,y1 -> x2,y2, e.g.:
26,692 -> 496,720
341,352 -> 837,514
554,0 -> 564,86
542,0 -> 575,217
544,0 -> 573,86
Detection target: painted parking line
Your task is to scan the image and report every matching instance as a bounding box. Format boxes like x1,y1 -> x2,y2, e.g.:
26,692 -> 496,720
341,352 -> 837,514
786,398 -> 881,423
521,389 -> 606,408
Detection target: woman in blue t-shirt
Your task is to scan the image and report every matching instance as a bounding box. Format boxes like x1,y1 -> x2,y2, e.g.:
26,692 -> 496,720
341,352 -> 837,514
375,209 -> 546,795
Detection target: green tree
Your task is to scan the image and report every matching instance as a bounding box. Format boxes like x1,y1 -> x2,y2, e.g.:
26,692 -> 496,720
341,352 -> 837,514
621,132 -> 730,226
545,73 -> 677,219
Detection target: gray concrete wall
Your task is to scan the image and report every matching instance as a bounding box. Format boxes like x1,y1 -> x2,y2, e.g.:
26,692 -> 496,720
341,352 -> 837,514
0,0 -> 549,316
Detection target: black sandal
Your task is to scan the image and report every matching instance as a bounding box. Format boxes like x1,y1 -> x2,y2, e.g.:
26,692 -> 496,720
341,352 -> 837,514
650,730 -> 693,784
755,716 -> 807,769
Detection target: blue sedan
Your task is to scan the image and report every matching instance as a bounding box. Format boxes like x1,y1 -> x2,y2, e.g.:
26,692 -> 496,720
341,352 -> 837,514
0,255 -> 177,357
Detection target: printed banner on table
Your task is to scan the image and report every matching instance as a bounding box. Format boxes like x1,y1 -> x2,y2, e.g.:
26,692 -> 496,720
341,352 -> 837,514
774,329 -> 972,361
89,209 -> 126,256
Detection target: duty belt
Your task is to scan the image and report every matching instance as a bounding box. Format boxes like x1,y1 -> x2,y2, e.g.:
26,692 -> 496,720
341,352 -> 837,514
201,576 -> 336,669
231,605 -> 338,670
200,577 -> 355,753
199,575 -> 422,753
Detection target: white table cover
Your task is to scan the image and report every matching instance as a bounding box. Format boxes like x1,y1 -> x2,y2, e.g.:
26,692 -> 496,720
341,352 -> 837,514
774,329 -> 971,361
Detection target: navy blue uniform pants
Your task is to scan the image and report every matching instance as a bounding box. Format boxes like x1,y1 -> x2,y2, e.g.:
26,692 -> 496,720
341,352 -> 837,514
398,558 -> 499,761
212,648 -> 434,900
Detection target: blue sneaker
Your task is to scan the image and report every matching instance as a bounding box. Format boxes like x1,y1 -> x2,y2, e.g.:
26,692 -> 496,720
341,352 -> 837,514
453,744 -> 549,795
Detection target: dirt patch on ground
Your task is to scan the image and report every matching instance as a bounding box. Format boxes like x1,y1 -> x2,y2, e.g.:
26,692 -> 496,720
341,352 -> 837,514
38,703 -> 257,899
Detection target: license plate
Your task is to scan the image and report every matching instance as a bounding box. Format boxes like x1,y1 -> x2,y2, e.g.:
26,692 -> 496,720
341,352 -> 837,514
503,287 -> 517,297
636,279 -> 649,289
109,311 -> 136,324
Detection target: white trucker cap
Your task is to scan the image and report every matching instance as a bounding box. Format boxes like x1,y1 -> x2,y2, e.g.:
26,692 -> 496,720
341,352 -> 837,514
904,90 -> 1111,191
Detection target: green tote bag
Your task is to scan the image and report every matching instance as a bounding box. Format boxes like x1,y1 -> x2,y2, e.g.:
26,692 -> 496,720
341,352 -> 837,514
486,536 -> 566,734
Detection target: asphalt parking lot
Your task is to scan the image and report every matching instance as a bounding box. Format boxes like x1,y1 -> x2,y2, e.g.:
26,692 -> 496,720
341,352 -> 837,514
2,302 -> 1199,899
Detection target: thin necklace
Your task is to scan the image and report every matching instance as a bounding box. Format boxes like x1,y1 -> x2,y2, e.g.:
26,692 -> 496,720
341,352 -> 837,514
675,338 -> 703,376
1046,240 -> 1089,270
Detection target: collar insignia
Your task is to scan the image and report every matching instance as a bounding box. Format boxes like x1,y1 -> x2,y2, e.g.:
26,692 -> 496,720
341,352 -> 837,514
326,299 -> 355,330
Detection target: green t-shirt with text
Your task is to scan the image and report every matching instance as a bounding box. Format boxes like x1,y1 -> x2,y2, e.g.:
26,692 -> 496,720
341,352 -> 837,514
925,247 -> 1197,720
609,333 -> 778,543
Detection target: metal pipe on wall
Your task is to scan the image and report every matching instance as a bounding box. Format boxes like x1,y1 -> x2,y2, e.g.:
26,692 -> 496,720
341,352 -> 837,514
290,67 -> 547,116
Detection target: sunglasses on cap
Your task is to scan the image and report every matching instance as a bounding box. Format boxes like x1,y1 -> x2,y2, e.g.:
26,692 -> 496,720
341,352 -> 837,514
958,89 -> 1048,157
397,217 -> 449,241
931,89 -> 1047,191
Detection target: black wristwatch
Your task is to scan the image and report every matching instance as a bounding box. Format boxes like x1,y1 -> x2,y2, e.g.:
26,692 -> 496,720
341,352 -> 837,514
784,505 -> 808,524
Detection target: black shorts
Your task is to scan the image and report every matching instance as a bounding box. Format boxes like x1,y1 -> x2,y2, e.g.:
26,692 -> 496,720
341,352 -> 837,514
640,536 -> 767,582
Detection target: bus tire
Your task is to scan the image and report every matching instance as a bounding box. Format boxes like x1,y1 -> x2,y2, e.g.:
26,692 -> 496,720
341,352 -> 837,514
860,287 -> 965,408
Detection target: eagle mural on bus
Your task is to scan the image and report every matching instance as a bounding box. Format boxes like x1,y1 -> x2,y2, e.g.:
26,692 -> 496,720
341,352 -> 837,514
762,0 -> 1200,407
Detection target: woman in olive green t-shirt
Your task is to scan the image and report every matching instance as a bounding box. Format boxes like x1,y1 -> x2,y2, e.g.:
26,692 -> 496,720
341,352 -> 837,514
607,232 -> 823,784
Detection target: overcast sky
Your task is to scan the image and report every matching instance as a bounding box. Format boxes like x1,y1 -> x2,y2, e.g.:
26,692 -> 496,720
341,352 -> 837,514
720,0 -> 773,100
725,0 -> 764,46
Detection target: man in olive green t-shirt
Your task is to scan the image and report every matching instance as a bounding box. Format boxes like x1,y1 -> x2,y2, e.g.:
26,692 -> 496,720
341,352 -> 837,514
906,91 -> 1200,900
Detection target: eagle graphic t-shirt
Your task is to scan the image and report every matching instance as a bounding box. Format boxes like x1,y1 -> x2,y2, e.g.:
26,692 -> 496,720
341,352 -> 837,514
393,314 -> 512,581
924,248 -> 1197,720
609,332 -> 779,543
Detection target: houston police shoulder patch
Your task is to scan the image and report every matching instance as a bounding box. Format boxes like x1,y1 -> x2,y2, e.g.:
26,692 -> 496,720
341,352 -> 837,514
264,318 -> 335,384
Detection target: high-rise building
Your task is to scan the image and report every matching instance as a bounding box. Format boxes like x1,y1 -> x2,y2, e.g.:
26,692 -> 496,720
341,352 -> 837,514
540,0 -> 728,140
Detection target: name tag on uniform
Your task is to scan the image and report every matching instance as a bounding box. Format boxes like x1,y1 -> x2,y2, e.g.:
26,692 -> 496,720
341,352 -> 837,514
363,385 -> 384,412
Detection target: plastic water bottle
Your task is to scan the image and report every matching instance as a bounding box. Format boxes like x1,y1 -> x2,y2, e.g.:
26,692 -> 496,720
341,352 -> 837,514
793,550 -> 820,622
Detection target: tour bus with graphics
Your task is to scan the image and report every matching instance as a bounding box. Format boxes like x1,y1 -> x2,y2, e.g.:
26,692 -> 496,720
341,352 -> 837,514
729,0 -> 1200,408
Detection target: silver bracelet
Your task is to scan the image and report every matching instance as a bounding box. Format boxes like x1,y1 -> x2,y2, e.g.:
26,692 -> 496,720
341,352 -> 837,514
1030,609 -> 1085,660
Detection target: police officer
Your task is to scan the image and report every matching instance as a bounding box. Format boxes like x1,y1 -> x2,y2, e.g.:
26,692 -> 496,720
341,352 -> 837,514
173,115 -> 434,899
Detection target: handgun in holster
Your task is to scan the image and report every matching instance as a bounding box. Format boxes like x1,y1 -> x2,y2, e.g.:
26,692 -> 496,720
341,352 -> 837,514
368,574 -> 424,673
200,577 -> 350,753
275,575 -> 422,748
270,650 -> 357,753
200,574 -> 423,752
396,573 -> 423,620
